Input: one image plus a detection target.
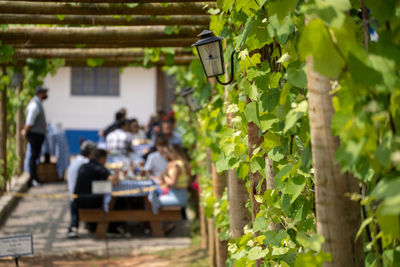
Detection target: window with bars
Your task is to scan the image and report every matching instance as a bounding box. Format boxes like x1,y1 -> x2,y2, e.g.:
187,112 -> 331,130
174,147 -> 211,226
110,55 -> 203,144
71,67 -> 120,96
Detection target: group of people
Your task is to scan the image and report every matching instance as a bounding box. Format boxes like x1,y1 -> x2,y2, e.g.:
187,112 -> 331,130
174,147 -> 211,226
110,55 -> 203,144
66,108 -> 191,238
22,86 -> 192,238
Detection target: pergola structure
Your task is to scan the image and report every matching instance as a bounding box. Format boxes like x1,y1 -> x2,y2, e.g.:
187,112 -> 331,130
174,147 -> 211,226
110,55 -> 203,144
0,0 -> 212,182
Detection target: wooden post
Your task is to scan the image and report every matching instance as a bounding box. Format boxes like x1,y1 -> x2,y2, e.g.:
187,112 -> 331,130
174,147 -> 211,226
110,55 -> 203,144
199,185 -> 208,250
207,218 -> 216,267
156,67 -> 166,111
0,67 -> 8,192
211,165 -> 228,267
15,71 -> 25,175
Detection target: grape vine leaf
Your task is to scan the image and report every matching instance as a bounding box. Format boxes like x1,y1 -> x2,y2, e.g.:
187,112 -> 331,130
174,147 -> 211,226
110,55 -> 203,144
298,19 -> 345,79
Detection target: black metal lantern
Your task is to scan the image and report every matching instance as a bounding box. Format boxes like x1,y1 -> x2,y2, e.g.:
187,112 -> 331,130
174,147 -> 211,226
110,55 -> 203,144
192,30 -> 235,85
181,87 -> 201,112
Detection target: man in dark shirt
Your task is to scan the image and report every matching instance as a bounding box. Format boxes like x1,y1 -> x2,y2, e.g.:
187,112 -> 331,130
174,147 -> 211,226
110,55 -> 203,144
74,149 -> 118,210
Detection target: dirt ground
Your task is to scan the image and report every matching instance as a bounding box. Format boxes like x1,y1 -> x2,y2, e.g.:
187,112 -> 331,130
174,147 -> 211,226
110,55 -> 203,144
0,244 -> 209,267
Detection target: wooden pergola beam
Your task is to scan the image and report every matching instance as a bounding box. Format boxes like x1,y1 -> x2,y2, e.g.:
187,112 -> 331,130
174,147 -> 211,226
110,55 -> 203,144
0,1 -> 211,15
12,56 -> 195,66
11,38 -> 198,48
3,0 -> 213,2
0,26 -> 203,44
13,48 -> 193,59
0,14 -> 210,26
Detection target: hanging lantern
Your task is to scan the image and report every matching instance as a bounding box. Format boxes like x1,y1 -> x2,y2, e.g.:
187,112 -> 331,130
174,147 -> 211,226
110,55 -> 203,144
192,30 -> 236,85
181,87 -> 201,112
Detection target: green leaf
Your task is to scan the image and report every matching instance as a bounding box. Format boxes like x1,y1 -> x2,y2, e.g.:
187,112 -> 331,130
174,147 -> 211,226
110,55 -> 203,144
260,113 -> 279,132
245,101 -> 261,128
243,79 -> 258,101
268,0 -> 298,23
235,0 -> 259,16
284,176 -> 306,203
298,19 -> 345,79
247,246 -> 268,261
268,146 -> 285,162
275,165 -> 292,189
295,251 -> 332,267
251,156 -> 266,177
86,58 -> 104,67
254,216 -> 268,232
235,17 -> 253,50
365,0 -> 396,23
286,63 -> 307,88
164,26 -> 175,35
296,232 -> 325,252
125,3 -> 139,8
56,14 -> 66,21
372,178 -> 400,200
272,247 -> 290,256
267,14 -> 295,44
261,88 -> 280,112
281,194 -> 291,215
284,109 -> 302,133
377,205 -> 400,238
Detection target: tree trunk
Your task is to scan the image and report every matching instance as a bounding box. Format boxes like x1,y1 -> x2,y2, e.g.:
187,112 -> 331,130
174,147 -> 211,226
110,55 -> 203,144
0,1 -> 209,15
228,170 -> 250,238
306,57 -> 364,266
15,72 -> 25,176
247,96 -> 265,221
1,26 -> 202,45
211,165 -> 228,267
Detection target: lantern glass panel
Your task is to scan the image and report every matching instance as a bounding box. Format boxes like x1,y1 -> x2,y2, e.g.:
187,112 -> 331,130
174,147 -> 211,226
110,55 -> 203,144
196,41 -> 224,78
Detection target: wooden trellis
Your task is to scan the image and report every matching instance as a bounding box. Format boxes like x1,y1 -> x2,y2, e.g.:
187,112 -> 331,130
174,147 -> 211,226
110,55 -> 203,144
0,0 -> 212,199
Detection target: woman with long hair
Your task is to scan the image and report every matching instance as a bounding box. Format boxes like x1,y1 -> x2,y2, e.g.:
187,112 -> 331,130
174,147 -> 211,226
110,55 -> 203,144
159,144 -> 191,207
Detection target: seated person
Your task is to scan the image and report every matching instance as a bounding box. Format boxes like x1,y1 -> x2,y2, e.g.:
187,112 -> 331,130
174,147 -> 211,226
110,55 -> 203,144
66,140 -> 96,238
159,144 -> 190,207
74,149 -> 119,233
161,120 -> 182,145
106,120 -> 133,155
129,118 -> 146,142
144,135 -> 169,183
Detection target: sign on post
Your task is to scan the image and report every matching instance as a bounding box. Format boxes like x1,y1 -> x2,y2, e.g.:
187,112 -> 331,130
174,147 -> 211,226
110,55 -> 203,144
92,181 -> 112,194
0,235 -> 33,258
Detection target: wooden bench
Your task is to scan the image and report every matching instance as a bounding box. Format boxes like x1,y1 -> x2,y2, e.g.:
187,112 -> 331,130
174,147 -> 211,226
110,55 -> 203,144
78,197 -> 181,238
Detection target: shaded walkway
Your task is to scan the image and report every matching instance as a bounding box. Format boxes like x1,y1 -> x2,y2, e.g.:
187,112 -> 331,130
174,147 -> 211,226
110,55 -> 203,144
0,182 -> 190,258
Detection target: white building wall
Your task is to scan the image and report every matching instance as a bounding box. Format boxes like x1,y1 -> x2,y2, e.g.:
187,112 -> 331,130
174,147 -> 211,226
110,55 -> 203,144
42,67 -> 156,130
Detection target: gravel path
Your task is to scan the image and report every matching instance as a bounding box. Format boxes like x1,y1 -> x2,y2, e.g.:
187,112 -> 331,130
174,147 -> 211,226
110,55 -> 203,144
0,182 -> 190,260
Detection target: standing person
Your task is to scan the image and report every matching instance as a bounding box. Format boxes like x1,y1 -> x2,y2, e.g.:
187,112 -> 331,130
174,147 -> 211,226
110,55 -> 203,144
74,149 -> 119,234
21,86 -> 49,187
66,141 -> 97,238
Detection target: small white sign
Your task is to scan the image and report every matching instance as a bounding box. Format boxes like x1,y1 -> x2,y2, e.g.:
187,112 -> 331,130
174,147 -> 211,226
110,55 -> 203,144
92,181 -> 112,194
0,235 -> 33,258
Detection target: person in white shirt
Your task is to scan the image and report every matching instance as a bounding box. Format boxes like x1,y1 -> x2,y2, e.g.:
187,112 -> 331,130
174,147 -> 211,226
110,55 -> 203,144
106,120 -> 133,155
129,118 -> 147,142
144,135 -> 169,183
66,141 -> 96,238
